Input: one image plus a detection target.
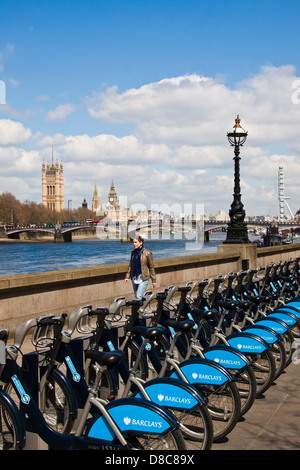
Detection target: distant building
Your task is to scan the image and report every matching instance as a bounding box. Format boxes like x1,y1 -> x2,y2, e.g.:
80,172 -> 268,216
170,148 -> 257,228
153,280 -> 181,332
107,180 -> 118,208
42,159 -> 64,212
92,184 -> 101,214
104,181 -> 122,222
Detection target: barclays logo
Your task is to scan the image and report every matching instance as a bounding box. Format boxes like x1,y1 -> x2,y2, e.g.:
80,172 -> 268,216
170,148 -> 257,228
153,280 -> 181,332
123,416 -> 162,429
237,343 -> 261,351
157,393 -> 191,404
213,357 -> 241,367
192,371 -> 222,381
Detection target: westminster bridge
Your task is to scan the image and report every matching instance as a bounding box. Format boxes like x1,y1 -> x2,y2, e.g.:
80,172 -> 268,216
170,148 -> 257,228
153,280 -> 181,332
2,219 -> 300,242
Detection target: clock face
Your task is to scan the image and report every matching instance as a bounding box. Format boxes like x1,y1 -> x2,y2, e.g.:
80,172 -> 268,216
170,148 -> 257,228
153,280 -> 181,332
110,197 -> 114,202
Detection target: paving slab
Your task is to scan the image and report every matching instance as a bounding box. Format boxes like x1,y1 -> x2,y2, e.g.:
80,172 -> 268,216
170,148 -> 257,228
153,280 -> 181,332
186,361 -> 300,451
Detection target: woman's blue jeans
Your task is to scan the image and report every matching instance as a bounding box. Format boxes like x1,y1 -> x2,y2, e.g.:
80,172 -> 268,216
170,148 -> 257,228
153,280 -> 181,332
132,280 -> 149,300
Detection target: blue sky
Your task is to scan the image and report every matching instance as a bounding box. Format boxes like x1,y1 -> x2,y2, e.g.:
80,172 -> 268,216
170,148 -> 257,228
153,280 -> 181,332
1,0 -> 300,217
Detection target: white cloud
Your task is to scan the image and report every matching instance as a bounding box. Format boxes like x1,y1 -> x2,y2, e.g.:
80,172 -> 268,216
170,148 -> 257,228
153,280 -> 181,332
2,66 -> 300,216
86,65 -> 300,149
0,146 -> 41,176
37,133 -> 171,165
0,119 -> 31,146
46,103 -> 76,121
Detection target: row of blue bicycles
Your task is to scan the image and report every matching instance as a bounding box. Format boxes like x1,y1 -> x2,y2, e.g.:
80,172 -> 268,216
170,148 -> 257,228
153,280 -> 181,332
0,257 -> 300,450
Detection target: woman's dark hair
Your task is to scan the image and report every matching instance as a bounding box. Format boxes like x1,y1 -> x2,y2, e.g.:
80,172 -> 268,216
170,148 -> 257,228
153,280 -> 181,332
132,235 -> 144,244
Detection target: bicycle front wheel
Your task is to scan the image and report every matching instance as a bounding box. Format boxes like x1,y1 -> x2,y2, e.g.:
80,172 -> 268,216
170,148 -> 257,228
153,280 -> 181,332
41,370 -> 74,434
0,394 -> 24,450
86,360 -> 117,401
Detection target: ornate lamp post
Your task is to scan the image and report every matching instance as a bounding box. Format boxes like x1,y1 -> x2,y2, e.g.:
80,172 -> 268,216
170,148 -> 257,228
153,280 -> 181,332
223,115 -> 250,244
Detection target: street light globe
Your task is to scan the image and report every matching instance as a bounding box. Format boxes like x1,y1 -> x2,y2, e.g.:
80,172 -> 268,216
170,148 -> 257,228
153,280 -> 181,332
227,115 -> 248,147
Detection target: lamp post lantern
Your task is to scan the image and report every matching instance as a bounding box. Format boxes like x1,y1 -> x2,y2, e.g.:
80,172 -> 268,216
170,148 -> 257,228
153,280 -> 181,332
223,115 -> 250,244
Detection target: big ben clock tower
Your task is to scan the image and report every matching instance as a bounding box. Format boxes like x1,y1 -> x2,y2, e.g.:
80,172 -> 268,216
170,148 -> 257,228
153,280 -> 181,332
108,180 -> 118,208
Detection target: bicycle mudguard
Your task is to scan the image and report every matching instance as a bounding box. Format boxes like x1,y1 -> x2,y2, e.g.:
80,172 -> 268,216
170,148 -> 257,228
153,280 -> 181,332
267,311 -> 298,327
242,325 -> 282,345
226,332 -> 270,354
284,301 -> 300,312
134,377 -> 206,409
274,307 -> 300,320
86,397 -> 179,441
255,317 -> 289,335
0,390 -> 26,449
202,344 -> 251,370
169,357 -> 234,385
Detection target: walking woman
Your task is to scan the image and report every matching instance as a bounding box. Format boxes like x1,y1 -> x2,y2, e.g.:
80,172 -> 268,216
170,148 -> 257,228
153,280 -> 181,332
125,236 -> 157,299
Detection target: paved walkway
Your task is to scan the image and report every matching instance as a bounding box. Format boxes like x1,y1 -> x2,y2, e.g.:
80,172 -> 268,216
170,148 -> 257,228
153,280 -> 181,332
187,360 -> 300,451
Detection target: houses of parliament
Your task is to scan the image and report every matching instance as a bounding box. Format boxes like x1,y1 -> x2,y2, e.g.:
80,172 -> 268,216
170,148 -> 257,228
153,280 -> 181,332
41,159 -> 133,221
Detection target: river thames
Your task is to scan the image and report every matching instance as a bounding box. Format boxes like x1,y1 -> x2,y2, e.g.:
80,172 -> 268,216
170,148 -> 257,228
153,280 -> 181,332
0,232 -> 259,277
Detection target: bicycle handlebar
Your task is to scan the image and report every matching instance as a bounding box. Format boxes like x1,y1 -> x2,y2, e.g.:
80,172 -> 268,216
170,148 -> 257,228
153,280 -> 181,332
36,313 -> 67,327
88,307 -> 110,317
125,300 -> 144,307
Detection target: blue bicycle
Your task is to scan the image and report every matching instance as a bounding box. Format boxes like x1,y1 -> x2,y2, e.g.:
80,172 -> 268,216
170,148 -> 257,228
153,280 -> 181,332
72,298 -> 241,442
0,319 -> 186,450
66,303 -> 214,450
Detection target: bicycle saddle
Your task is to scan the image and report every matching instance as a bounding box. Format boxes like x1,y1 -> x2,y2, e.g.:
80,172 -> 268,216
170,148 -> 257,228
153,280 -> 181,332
215,300 -> 239,311
233,300 -> 253,310
161,319 -> 195,333
243,294 -> 270,304
190,307 -> 219,320
131,325 -> 167,339
85,349 -> 125,368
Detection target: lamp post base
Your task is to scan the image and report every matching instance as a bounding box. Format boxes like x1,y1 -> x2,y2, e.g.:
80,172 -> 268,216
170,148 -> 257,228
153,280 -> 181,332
218,241 -> 257,270
223,224 -> 250,245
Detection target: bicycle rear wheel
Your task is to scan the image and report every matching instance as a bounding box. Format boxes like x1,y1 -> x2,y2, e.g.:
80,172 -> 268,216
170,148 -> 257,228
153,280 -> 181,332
125,428 -> 186,450
250,349 -> 276,396
231,365 -> 257,416
170,403 -> 213,450
282,330 -> 295,367
193,380 -> 241,442
270,340 -> 286,379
